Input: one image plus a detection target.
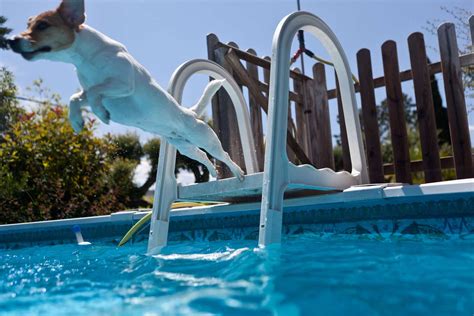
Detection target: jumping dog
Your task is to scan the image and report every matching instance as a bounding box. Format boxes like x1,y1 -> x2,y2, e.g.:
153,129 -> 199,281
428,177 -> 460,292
8,0 -> 244,180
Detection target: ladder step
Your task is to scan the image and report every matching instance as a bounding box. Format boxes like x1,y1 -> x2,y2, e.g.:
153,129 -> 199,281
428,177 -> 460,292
178,172 -> 340,203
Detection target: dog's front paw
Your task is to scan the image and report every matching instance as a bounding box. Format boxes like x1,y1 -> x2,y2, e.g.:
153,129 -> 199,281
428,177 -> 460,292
95,106 -> 110,125
69,98 -> 85,133
69,114 -> 85,133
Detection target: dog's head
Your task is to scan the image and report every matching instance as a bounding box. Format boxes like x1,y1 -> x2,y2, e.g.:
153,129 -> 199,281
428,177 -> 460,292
8,0 -> 85,61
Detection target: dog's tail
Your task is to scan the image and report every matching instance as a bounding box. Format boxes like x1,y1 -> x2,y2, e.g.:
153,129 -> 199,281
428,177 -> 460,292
190,79 -> 225,117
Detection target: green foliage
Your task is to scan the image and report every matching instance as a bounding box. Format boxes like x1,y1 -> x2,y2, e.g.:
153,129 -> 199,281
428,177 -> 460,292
0,16 -> 12,50
105,133 -> 210,208
0,66 -> 215,224
108,133 -> 144,163
107,158 -> 137,207
0,67 -> 23,133
0,101 -> 125,224
176,152 -> 210,183
0,69 -> 127,224
143,138 -> 161,167
425,6 -> 473,109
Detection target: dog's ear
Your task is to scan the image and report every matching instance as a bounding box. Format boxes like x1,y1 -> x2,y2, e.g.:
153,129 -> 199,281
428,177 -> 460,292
58,0 -> 85,28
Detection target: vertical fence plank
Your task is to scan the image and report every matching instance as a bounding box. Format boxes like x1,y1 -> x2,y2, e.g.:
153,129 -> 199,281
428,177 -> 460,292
356,49 -> 384,183
335,74 -> 352,172
408,32 -> 442,183
226,42 -> 246,171
293,68 -> 310,156
246,49 -> 265,171
264,57 -> 297,163
206,34 -> 244,178
303,77 -> 317,165
381,40 -> 412,184
206,33 -> 228,178
311,63 -> 334,169
470,15 -> 474,46
438,23 -> 473,179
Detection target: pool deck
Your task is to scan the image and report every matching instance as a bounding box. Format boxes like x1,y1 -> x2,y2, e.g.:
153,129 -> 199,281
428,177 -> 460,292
1,179 -> 473,248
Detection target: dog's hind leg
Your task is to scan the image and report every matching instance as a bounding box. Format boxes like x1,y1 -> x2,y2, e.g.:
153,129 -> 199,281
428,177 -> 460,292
184,120 -> 244,181
168,138 -> 218,178
89,95 -> 110,124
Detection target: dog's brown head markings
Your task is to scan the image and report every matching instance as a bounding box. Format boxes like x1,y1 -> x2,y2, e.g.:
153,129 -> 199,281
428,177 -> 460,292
8,0 -> 85,60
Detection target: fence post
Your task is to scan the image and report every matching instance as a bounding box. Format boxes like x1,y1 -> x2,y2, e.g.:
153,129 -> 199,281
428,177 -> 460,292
470,15 -> 474,46
293,68 -> 310,158
381,40 -> 412,184
206,34 -> 245,178
335,73 -> 352,172
356,49 -> 384,183
303,76 -> 318,165
408,32 -> 442,183
438,23 -> 473,179
227,52 -> 310,164
311,63 -> 334,169
246,49 -> 265,171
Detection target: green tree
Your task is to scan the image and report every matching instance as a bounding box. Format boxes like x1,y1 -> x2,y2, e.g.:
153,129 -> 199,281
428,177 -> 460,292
0,67 -> 214,223
106,133 -> 210,208
0,67 -> 24,134
106,133 -> 152,207
0,69 -> 124,224
426,6 -> 473,108
0,16 -> 12,50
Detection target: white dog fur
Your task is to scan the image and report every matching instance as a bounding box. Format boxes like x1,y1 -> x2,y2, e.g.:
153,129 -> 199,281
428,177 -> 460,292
9,0 -> 244,180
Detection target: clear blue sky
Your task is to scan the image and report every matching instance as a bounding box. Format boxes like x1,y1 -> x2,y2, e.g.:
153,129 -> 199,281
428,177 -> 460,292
1,0 -> 473,144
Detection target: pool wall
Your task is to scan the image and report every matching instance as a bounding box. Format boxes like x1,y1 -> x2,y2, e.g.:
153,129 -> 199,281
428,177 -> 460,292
1,180 -> 473,248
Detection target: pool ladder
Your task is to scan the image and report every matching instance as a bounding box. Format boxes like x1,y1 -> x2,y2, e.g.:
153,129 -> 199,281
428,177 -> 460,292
147,11 -> 368,254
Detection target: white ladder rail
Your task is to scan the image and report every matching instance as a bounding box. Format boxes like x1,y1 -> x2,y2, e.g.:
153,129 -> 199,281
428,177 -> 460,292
258,11 -> 369,247
147,59 -> 258,255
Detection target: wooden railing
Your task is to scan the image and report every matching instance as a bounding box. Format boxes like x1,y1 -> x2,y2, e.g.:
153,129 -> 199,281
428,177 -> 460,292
206,16 -> 474,183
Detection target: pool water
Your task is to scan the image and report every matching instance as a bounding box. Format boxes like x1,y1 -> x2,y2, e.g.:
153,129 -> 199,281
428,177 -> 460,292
1,234 -> 473,315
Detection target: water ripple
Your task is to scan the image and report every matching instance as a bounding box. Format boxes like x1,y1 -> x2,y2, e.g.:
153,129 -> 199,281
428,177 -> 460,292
0,235 -> 473,315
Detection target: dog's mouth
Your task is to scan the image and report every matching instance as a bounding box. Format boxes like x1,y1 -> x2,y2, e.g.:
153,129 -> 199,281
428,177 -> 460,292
21,46 -> 52,60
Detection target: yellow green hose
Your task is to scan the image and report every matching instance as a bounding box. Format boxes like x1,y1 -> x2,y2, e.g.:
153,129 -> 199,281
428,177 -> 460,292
118,202 -> 210,247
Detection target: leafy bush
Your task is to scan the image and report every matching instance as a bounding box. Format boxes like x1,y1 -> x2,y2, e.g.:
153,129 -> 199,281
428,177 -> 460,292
0,67 -> 211,223
0,68 -> 128,223
0,101 -> 126,223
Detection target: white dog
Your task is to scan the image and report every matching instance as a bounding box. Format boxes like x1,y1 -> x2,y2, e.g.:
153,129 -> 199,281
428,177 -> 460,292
9,0 -> 244,180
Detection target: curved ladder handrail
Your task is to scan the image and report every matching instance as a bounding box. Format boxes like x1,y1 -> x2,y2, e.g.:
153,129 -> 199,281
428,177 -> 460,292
147,59 -> 258,254
258,11 -> 369,246
168,59 -> 258,174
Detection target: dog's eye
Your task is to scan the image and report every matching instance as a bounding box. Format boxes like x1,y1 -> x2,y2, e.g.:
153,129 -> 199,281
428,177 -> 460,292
35,21 -> 51,31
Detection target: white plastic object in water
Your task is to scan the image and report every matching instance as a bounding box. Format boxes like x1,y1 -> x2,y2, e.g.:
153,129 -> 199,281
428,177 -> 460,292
147,59 -> 258,255
72,225 -> 91,246
258,11 -> 369,247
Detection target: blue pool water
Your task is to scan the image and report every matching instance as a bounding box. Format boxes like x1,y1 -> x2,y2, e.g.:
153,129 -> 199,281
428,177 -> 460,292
1,235 -> 473,315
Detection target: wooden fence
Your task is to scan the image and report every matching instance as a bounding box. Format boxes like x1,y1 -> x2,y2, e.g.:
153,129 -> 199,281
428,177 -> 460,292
206,16 -> 474,184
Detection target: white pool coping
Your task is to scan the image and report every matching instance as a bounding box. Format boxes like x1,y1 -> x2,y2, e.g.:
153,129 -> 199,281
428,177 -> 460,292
0,178 -> 472,234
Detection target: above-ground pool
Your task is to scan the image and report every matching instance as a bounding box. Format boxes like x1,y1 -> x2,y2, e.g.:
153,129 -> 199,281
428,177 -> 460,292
1,181 -> 473,315
1,234 -> 473,315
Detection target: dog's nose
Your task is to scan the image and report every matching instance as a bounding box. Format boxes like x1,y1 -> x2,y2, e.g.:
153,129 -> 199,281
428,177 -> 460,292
7,37 -> 22,52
